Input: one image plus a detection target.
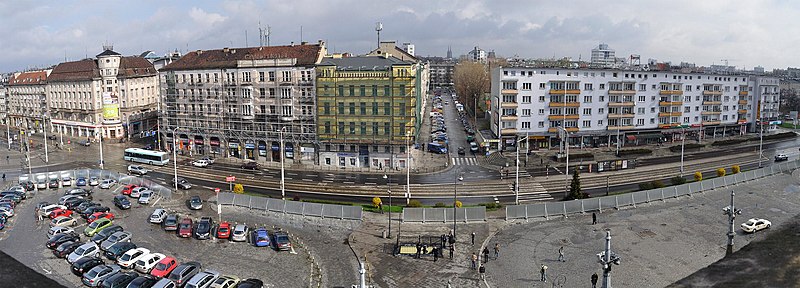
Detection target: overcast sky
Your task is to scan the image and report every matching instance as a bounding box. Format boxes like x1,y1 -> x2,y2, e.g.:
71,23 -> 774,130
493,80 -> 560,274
2,0 -> 797,72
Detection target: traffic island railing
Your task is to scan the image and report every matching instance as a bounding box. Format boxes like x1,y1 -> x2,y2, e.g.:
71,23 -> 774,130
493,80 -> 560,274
505,159 -> 800,220
217,192 -> 363,220
18,169 -> 173,200
402,207 -> 487,223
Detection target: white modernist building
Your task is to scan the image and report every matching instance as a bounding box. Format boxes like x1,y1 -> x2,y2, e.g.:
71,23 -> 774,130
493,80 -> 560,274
490,67 -> 780,151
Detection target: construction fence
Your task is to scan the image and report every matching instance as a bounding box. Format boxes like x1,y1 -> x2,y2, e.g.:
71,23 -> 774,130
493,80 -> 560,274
217,192 -> 363,220
402,207 -> 487,223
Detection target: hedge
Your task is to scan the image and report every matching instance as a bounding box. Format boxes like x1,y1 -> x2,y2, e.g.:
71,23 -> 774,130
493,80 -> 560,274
760,132 -> 797,141
669,143 -> 705,152
555,153 -> 594,162
616,148 -> 652,156
711,139 -> 747,146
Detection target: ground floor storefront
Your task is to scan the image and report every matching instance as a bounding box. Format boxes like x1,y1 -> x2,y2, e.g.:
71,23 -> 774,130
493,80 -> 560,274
161,132 -> 318,165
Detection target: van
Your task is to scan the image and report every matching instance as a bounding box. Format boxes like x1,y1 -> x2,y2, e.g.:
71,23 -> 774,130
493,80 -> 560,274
427,143 -> 448,154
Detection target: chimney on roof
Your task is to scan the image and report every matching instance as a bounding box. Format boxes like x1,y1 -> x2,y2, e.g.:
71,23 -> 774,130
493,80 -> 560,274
223,47 -> 230,53
196,50 -> 203,55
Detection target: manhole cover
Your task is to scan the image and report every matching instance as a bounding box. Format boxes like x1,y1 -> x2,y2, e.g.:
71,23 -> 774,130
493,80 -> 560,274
637,229 -> 657,238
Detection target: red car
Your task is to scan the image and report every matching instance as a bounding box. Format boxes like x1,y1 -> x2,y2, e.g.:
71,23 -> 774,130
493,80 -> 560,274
177,218 -> 193,238
87,212 -> 115,223
216,222 -> 231,239
150,256 -> 178,278
49,208 -> 73,219
121,184 -> 138,196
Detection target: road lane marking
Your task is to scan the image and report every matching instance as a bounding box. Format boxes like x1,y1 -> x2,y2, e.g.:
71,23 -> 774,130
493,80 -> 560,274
302,179 -> 313,182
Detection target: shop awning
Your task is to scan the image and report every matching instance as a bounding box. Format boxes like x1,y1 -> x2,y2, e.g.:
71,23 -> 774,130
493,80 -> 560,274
626,135 -> 636,141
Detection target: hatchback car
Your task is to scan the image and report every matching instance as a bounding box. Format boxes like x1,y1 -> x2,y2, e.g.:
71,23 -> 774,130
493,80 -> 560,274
113,195 -> 131,210
127,276 -> 159,288
67,242 -> 100,264
82,206 -> 111,218
251,228 -> 270,247
101,271 -> 137,288
49,208 -> 73,219
457,146 -> 465,155
134,252 -> 166,274
101,231 -> 133,251
122,184 -> 138,196
53,241 -> 81,258
191,160 -> 209,168
199,156 -> 215,164
88,212 -> 115,223
174,177 -> 192,190
82,264 -> 121,287
210,275 -> 240,288
152,278 -> 178,288
240,162 -> 258,170
150,209 -> 167,224
237,279 -> 264,288
128,165 -> 148,175
139,191 -> 153,204
48,226 -> 75,238
167,261 -> 202,287
51,216 -> 77,227
76,177 -> 87,186
194,217 -> 213,240
104,242 -> 137,261
185,270 -> 220,288
84,218 -> 113,236
162,214 -> 179,231
99,179 -> 116,189
61,176 -> 73,186
775,153 -> 789,162
65,187 -> 93,198
231,224 -> 248,242
71,257 -> 105,277
216,222 -> 231,239
271,231 -> 292,251
150,256 -> 178,278
130,187 -> 148,198
189,196 -> 203,210
741,218 -> 772,233
92,225 -> 124,243
89,177 -> 100,186
117,247 -> 150,269
46,232 -> 80,249
178,218 -> 193,238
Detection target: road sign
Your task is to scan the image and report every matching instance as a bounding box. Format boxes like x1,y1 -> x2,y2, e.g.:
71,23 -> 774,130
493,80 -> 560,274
226,176 -> 235,182
214,188 -> 220,193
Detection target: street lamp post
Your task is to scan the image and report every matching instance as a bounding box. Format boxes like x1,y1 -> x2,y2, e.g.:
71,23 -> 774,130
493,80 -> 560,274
453,169 -> 463,240
680,128 -> 685,177
43,115 -> 49,163
172,127 -> 180,191
722,190 -> 742,256
383,174 -> 392,239
279,126 -> 288,199
599,230 -> 621,288
98,130 -> 104,169
5,115 -> 10,150
406,130 -> 411,205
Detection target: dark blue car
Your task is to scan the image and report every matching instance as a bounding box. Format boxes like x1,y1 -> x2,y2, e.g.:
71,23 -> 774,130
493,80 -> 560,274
76,177 -> 87,186
252,228 -> 270,247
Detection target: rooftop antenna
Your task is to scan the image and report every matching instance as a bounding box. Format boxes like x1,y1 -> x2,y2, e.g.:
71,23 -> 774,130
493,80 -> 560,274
266,26 -> 271,46
375,22 -> 383,48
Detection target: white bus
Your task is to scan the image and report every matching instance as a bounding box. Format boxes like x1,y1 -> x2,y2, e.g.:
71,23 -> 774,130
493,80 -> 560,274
123,148 -> 170,166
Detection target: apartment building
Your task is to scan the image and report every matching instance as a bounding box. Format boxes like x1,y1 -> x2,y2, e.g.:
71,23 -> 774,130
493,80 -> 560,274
0,74 -> 8,126
6,70 -> 50,133
159,42 -> 325,164
46,47 -> 159,139
315,55 -> 417,169
490,67 -> 779,151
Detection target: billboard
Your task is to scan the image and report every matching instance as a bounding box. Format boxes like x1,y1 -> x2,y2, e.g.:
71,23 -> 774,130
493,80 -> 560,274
102,92 -> 120,120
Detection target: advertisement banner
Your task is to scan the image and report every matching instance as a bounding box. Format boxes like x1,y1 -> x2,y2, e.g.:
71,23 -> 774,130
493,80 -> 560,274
102,92 -> 120,120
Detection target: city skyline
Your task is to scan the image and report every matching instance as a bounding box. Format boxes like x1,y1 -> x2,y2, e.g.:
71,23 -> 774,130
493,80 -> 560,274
2,0 -> 799,72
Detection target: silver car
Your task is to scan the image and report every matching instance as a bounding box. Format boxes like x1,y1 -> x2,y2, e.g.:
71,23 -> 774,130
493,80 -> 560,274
82,264 -> 121,287
99,179 -> 116,189
101,231 -> 132,251
231,224 -> 248,242
67,242 -> 100,264
185,270 -> 220,288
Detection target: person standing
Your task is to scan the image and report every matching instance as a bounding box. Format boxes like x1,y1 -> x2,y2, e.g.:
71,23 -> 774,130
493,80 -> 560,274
433,247 -> 439,262
592,212 -> 597,225
471,232 -> 475,246
591,272 -> 599,288
471,253 -> 477,270
482,247 -> 490,263
540,264 -> 548,282
558,246 -> 565,262
493,243 -> 500,259
449,245 -> 454,259
479,264 -> 486,280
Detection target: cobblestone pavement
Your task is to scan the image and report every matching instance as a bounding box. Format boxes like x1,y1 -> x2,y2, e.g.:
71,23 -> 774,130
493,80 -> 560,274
486,171 -> 800,288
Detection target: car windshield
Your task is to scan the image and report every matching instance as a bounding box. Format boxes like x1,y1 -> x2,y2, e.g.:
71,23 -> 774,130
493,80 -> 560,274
155,262 -> 167,270
746,220 -> 757,225
219,227 -> 229,233
277,235 -> 289,242
198,223 -> 209,230
257,233 -> 268,242
74,247 -> 86,254
120,253 -> 132,261
88,221 -> 99,228
179,223 -> 190,229
136,260 -> 146,266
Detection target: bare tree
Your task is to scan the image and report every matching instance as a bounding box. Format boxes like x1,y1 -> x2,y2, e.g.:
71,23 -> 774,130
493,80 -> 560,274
454,61 -> 489,120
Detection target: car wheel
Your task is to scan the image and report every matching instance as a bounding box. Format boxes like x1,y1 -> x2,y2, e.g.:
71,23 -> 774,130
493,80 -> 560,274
149,161 -> 153,165
767,224 -> 771,228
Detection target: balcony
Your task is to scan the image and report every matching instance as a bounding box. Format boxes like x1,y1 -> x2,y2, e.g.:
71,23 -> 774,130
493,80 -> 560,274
607,113 -> 635,119
738,100 -> 748,105
547,114 -> 579,120
658,112 -> 682,117
659,90 -> 684,96
608,89 -> 636,95
548,102 -> 580,107
702,90 -> 722,96
659,101 -> 683,106
701,111 -> 722,115
606,126 -> 635,131
501,89 -> 519,94
702,101 -> 722,105
547,127 -> 579,133
702,121 -> 721,125
739,91 -> 748,96
501,114 -> 519,121
607,102 -> 635,108
500,102 -> 519,108
501,128 -> 518,135
737,109 -> 748,114
548,89 -> 581,95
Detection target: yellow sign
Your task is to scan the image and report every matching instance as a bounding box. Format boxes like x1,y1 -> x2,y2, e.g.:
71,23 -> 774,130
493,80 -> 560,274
102,92 -> 120,120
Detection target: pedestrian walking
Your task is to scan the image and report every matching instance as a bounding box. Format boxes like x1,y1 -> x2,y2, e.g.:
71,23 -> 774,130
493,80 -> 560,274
479,264 -> 486,280
433,247 -> 439,262
540,264 -> 548,282
471,253 -> 477,270
416,243 -> 422,259
378,202 -> 383,214
493,243 -> 500,259
592,212 -> 597,225
558,246 -> 565,262
471,232 -> 475,246
591,272 -> 599,288
2,173 -> 5,182
5,155 -> 8,163
482,247 -> 490,263
449,245 -> 454,259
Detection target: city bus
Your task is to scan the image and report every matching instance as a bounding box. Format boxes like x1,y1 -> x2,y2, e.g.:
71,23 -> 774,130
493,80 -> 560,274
123,148 -> 170,166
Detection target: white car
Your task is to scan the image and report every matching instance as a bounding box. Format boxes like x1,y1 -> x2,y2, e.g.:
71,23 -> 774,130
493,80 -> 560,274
99,179 -> 116,189
199,156 -> 215,164
50,216 -> 77,227
192,160 -> 209,168
48,226 -> 75,238
128,165 -> 148,175
134,252 -> 166,274
41,204 -> 68,217
149,209 -> 167,224
67,242 -> 100,264
0,207 -> 14,218
130,187 -> 149,198
61,177 -> 73,186
139,191 -> 153,204
231,224 -> 248,242
35,181 -> 48,190
117,247 -> 151,268
89,177 -> 100,186
741,218 -> 771,233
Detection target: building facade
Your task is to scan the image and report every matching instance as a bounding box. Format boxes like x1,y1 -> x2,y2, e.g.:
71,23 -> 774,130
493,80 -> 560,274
590,44 -> 615,68
47,47 -> 159,139
315,55 -> 417,169
490,67 -> 779,151
159,42 -> 325,164
6,70 -> 50,134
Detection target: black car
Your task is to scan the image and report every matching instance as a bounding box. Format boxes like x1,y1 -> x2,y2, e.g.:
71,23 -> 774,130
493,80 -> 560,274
174,177 -> 192,190
238,279 -> 264,288
126,276 -> 157,288
49,179 -> 60,189
1,194 -> 22,203
91,225 -> 124,243
457,147 -> 465,155
104,242 -> 136,260
82,206 -> 111,218
194,217 -> 213,240
47,232 -> 80,249
240,161 -> 258,170
53,241 -> 82,258
162,214 -> 179,231
0,191 -> 26,200
101,271 -> 137,288
66,198 -> 90,210
113,196 -> 131,210
189,196 -> 203,210
65,188 -> 93,198
77,202 -> 101,213
71,257 -> 104,277
271,231 -> 292,251
20,181 -> 35,191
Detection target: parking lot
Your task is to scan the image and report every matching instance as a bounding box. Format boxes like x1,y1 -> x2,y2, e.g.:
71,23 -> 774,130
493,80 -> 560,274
0,175 -> 338,287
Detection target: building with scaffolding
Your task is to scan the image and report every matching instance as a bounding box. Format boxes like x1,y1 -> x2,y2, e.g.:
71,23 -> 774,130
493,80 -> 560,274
315,55 -> 418,169
158,42 -> 326,164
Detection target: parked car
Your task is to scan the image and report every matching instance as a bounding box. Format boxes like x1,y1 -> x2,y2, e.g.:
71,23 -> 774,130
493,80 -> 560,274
53,241 -> 81,258
128,165 -> 148,175
470,142 -> 479,153
58,194 -> 83,205
130,187 -> 148,198
271,230 -> 292,251
117,247 -> 151,269
101,231 -> 133,251
104,242 -> 137,261
189,196 -> 203,210
231,224 -> 248,242
178,218 -> 193,238
76,177 -> 87,186
127,276 -> 159,288
46,232 -> 79,249
41,204 -> 68,217
76,201 -> 100,214
150,256 -> 179,278
65,188 -> 92,199
113,195 -> 131,210
0,217 -> 5,230
122,184 -> 138,196
84,217 -> 113,236
50,216 -> 77,227
174,177 -> 192,190
99,179 -> 116,189
741,218 -> 772,233
61,176 -> 73,186
48,226 -> 75,238
210,275 -> 240,288
88,212 -> 115,223
240,162 -> 258,170
163,214 -> 179,231
775,153 -> 789,161
48,208 -> 73,219
82,264 -> 121,287
101,271 -> 137,288
192,160 -> 209,168
82,206 -> 111,218
0,207 -> 14,218
251,227 -> 271,247
167,261 -> 202,287
67,242 -> 100,264
139,191 -> 153,204
237,279 -> 264,288
185,270 -> 220,288
216,222 -> 231,239
89,177 -> 100,186
199,156 -> 215,164
49,179 -> 60,189
152,278 -> 178,288
150,209 -> 167,224
71,257 -> 105,277
194,217 -> 213,240
91,225 -> 123,243
134,252 -> 166,274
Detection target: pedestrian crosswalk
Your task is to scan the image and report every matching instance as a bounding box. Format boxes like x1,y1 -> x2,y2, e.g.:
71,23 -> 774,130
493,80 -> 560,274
452,157 -> 479,166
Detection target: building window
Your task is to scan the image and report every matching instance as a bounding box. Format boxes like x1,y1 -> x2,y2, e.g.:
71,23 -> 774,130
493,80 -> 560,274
349,122 -> 355,134
360,102 -> 366,115
583,108 -> 591,115
637,107 -> 645,114
259,72 -> 265,82
539,96 -> 545,102
637,119 -> 644,126
538,121 -> 545,128
324,122 -> 331,133
584,96 -> 592,103
638,96 -> 646,102
599,108 -> 605,114
384,103 -> 391,115
373,123 -> 379,135
582,120 -> 591,128
522,122 -> 530,129
338,102 -> 344,114
372,103 -> 378,115
349,103 -> 355,115
522,109 -> 531,116
584,83 -> 593,90
522,96 -> 531,103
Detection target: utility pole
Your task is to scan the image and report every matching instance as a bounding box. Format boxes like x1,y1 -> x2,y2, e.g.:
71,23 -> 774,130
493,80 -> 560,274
279,126 -> 287,199
172,127 -> 180,191
383,174 -> 391,239
406,130 -> 411,205
680,128 -> 685,177
98,131 -> 104,169
43,115 -> 49,163
722,190 -> 742,256
598,230 -> 620,288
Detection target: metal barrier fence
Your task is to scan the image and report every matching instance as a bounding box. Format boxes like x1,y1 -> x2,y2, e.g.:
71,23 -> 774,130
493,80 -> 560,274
17,169 -> 173,200
401,207 -> 487,223
506,159 -> 800,220
217,192 -> 362,220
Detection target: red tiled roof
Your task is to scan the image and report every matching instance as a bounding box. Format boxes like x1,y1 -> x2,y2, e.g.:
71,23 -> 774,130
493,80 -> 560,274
48,56 -> 156,82
8,70 -> 48,86
119,57 -> 157,77
161,44 -> 324,71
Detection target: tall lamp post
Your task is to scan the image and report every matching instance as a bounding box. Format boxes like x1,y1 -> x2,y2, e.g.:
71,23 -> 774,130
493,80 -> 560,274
452,169 -> 463,239
42,114 -> 49,163
383,174 -> 392,239
722,190 -> 742,256
598,230 -> 621,288
680,128 -> 685,177
172,127 -> 180,191
405,130 -> 411,205
98,130 -> 104,169
279,126 -> 288,199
